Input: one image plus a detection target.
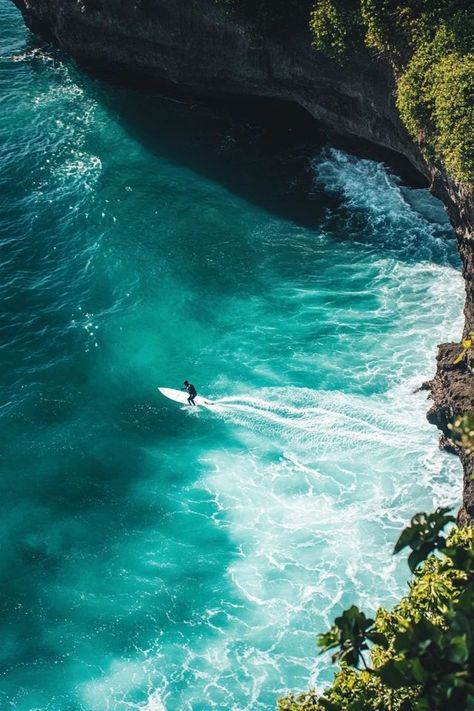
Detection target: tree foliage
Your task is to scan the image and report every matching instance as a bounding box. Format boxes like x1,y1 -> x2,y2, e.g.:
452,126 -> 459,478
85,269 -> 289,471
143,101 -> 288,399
308,0 -> 474,185
318,605 -> 388,668
309,0 -> 361,58
278,511 -> 474,711
395,8 -> 474,184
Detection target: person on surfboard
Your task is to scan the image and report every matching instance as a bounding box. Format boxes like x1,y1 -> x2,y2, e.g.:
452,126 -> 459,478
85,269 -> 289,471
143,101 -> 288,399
183,380 -> 197,406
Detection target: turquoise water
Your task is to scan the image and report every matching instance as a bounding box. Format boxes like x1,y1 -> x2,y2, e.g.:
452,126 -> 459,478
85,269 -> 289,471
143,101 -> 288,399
0,4 -> 464,710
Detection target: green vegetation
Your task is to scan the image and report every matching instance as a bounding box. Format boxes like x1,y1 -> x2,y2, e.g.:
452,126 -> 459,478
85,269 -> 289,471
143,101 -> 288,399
310,0 -> 474,184
309,0 -> 362,58
219,0 -> 474,184
449,415 -> 474,455
278,509 -> 474,710
394,8 -> 474,184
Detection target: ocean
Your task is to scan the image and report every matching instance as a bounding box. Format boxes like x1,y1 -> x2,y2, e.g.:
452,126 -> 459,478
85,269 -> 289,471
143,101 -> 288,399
0,3 -> 464,709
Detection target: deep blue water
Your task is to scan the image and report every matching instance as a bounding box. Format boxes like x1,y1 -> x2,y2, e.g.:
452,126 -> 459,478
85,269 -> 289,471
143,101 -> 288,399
0,4 -> 464,710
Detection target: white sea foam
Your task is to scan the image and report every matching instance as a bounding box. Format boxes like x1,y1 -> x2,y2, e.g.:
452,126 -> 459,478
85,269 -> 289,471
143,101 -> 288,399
27,59 -> 102,201
10,48 -> 55,63
313,148 -> 457,265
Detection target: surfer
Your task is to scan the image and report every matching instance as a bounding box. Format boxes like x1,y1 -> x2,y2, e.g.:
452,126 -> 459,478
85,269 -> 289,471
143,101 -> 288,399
183,380 -> 197,406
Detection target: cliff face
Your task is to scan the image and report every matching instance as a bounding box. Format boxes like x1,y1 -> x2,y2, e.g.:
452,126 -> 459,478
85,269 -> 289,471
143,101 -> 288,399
12,0 -> 423,166
12,0 -> 474,519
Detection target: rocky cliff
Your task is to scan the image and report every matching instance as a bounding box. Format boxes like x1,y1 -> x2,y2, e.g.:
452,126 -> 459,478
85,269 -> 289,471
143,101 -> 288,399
12,0 -> 474,520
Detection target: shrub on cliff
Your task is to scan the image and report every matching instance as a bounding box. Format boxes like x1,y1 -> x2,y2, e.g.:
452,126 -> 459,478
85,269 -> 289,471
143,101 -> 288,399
309,0 -> 362,58
309,0 -> 474,185
395,8 -> 474,184
278,509 -> 474,710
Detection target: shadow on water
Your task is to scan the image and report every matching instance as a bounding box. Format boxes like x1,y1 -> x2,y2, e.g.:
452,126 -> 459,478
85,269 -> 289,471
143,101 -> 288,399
98,86 -> 332,228
14,34 -> 455,273
74,57 -> 431,229
85,73 -> 459,274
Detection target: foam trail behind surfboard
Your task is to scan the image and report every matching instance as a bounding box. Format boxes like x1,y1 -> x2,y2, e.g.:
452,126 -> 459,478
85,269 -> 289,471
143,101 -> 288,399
208,387 -> 424,453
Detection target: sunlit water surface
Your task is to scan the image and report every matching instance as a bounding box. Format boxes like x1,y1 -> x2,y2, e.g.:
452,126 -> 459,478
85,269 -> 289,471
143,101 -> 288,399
0,5 -> 463,710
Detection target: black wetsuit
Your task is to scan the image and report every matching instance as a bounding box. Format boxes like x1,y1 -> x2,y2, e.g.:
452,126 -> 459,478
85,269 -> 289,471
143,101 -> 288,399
186,383 -> 197,405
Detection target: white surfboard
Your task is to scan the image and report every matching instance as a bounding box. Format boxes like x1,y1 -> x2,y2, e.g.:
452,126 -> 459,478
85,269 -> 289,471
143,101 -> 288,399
158,387 -> 214,407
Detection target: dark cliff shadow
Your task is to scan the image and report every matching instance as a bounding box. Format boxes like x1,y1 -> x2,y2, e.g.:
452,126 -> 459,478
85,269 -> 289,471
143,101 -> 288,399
77,69 -> 459,271
78,62 -> 431,231
94,77 -> 333,228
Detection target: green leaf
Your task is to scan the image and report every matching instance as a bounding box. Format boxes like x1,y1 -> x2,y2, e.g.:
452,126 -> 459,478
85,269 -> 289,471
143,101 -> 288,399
413,699 -> 430,711
318,605 -> 378,668
394,508 -> 455,570
318,698 -> 340,711
446,635 -> 469,665
410,657 -> 428,683
317,625 -> 340,653
377,658 -> 414,688
408,544 -> 433,572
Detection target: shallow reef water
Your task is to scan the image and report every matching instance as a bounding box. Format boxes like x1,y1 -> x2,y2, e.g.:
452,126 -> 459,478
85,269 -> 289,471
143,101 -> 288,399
0,4 -> 464,710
